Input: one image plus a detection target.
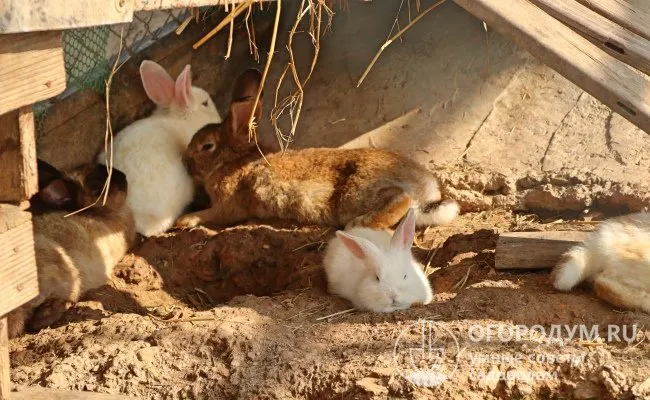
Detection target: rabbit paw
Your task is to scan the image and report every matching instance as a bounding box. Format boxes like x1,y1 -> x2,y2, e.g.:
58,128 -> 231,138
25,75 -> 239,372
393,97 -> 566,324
175,214 -> 202,229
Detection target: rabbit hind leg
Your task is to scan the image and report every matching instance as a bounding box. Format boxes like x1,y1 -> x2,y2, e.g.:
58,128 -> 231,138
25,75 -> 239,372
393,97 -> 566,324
345,188 -> 412,230
593,275 -> 650,314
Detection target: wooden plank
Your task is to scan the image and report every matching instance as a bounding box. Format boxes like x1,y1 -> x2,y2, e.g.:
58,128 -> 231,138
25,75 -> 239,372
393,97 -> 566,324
453,0 -> 650,134
575,0 -> 650,43
495,231 -> 590,270
11,388 -> 136,400
0,0 -> 133,33
0,107 -> 38,203
0,318 -> 9,399
531,0 -> 650,76
0,31 -> 66,115
0,206 -> 38,318
135,0 -> 269,11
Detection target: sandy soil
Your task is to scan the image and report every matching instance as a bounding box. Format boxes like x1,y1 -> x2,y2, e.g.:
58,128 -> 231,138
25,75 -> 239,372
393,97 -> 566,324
9,195 -> 650,399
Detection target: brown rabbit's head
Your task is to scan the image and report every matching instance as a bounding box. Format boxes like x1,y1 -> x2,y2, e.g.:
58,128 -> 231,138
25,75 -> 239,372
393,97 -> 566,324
184,69 -> 264,183
39,164 -> 129,213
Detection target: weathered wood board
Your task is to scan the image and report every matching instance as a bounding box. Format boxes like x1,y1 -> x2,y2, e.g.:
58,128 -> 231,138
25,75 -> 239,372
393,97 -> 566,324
10,387 -> 136,400
453,0 -> 650,134
0,107 -> 38,203
495,230 -> 591,270
575,0 -> 650,43
0,0 -> 270,33
0,318 -> 9,399
0,205 -> 38,318
531,0 -> 650,76
0,31 -> 66,115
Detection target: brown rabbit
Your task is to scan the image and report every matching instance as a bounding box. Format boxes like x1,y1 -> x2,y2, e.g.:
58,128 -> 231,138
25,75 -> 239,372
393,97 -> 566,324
7,164 -> 136,338
177,69 -> 459,230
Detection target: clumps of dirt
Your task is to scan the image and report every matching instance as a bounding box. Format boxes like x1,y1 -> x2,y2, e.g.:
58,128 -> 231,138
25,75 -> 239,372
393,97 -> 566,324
435,165 -> 650,215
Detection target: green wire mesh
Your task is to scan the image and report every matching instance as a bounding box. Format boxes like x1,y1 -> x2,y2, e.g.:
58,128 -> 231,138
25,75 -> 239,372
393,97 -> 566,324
62,26 -> 112,94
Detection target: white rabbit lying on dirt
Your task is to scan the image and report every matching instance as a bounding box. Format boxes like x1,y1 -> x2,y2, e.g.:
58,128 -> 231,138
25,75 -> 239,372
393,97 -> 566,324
323,208 -> 434,312
551,212 -> 650,313
98,60 -> 221,237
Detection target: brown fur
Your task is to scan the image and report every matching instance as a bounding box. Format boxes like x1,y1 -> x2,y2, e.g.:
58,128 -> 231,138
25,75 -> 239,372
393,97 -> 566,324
178,69 -> 454,230
7,164 -> 136,338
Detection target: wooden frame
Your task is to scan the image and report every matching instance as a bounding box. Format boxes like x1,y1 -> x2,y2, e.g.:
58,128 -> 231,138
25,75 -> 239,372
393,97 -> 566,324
0,0 -> 267,33
453,0 -> 650,134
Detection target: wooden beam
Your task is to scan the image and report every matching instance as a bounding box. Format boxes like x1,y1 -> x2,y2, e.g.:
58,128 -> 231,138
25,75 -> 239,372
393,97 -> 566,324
0,107 -> 38,203
135,0 -> 269,11
0,0 -> 271,32
0,318 -> 9,399
453,0 -> 650,134
10,388 -> 136,399
495,231 -> 590,270
0,205 -> 39,319
531,0 -> 650,76
0,31 -> 66,115
0,0 -> 133,34
575,0 -> 650,43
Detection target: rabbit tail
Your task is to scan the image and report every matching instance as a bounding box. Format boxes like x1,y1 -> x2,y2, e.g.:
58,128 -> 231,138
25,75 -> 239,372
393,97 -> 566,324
552,245 -> 595,291
413,179 -> 459,227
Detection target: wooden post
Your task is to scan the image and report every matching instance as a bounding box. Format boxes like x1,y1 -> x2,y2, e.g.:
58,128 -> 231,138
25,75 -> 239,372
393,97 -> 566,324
0,108 -> 38,203
0,318 -> 9,400
495,231 -> 591,270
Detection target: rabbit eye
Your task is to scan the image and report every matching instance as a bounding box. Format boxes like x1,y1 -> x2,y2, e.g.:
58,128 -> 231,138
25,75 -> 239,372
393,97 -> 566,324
201,100 -> 209,107
201,143 -> 215,151
376,275 -> 380,281
403,274 -> 407,280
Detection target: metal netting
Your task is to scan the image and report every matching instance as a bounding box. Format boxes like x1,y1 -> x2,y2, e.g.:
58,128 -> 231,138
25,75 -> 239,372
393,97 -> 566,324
34,8 -> 190,138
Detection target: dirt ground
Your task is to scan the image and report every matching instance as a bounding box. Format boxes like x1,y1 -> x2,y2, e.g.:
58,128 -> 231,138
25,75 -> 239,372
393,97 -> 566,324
12,1 -> 650,399
9,180 -> 650,399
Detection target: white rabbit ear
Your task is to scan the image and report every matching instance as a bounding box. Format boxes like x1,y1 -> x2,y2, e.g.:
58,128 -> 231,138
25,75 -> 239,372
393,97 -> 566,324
174,64 -> 193,110
391,208 -> 416,251
336,231 -> 381,262
140,60 -> 175,107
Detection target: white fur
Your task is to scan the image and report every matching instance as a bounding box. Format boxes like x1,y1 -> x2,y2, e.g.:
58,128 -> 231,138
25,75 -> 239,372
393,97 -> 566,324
97,62 -> 221,237
551,212 -> 650,313
323,208 -> 433,312
412,178 -> 460,226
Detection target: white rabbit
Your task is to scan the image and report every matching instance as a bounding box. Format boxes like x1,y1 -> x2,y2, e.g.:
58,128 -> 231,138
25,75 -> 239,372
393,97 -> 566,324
323,207 -> 434,312
551,212 -> 650,313
97,60 -> 221,237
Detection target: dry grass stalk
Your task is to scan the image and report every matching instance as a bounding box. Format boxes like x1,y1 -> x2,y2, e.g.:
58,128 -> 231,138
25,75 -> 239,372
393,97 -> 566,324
315,308 -> 355,321
357,0 -> 446,88
225,0 -> 236,59
193,0 -> 256,50
66,28 -> 126,217
269,0 -> 333,152
246,0 -> 282,158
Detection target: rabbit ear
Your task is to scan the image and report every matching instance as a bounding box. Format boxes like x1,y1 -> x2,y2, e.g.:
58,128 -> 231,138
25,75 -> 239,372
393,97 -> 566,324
336,231 -> 382,262
39,178 -> 74,207
232,69 -> 263,102
174,64 -> 193,110
224,69 -> 263,152
140,60 -> 175,107
37,159 -> 64,188
390,208 -> 416,251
